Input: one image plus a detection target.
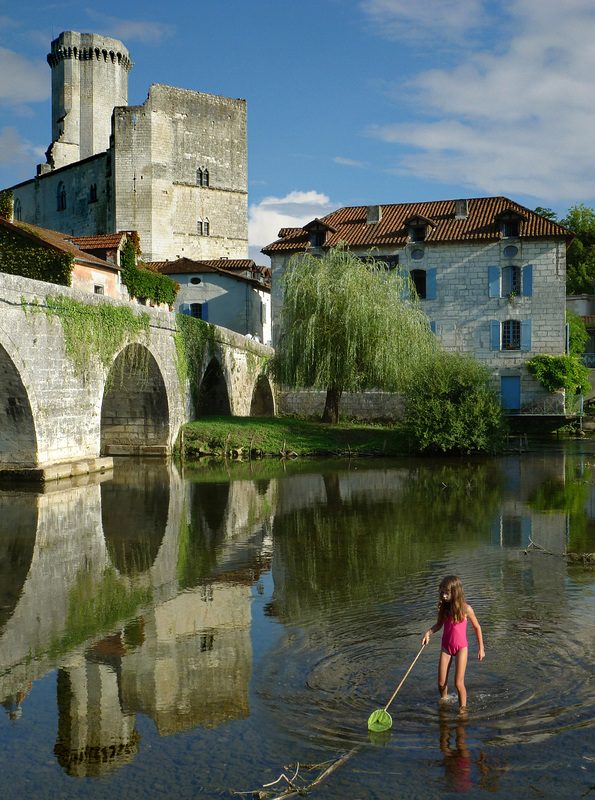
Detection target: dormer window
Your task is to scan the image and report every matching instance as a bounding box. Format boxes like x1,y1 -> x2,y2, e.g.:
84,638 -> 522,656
410,225 -> 426,242
496,209 -> 525,238
405,213 -> 435,243
304,218 -> 336,249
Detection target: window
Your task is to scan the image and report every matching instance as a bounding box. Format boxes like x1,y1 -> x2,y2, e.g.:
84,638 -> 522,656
502,219 -> 519,238
89,183 -> 98,203
203,219 -> 210,236
57,182 -> 66,211
502,265 -> 521,296
190,303 -> 203,319
197,220 -> 203,235
410,224 -> 425,242
502,319 -> 521,350
188,302 -> 208,321
13,199 -> 21,221
190,277 -> 202,285
311,231 -> 325,247
94,285 -> 104,295
196,167 -> 209,187
411,269 -> 427,299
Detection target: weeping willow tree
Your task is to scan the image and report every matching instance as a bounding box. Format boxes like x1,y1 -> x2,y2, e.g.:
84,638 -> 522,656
273,244 -> 437,422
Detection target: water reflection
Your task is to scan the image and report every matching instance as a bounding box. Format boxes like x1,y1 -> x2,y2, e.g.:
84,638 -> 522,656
0,446 -> 593,798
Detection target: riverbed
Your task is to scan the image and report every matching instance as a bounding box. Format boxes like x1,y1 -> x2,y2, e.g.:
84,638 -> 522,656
0,441 -> 594,798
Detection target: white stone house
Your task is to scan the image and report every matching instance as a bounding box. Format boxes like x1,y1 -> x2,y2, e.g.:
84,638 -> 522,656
263,197 -> 574,412
7,31 -> 248,264
152,258 -> 271,345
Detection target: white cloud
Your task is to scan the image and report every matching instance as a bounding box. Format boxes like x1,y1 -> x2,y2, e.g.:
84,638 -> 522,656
248,190 -> 337,260
85,9 -> 175,44
0,126 -> 38,167
334,157 -> 366,168
0,47 -> 48,106
359,0 -> 489,43
364,0 -> 595,201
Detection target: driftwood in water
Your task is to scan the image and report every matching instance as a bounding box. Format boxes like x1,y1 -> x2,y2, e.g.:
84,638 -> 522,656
525,537 -> 595,565
234,746 -> 363,799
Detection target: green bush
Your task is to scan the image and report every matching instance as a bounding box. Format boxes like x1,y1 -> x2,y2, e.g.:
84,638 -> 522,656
0,225 -> 72,284
526,354 -> 591,395
120,240 -> 178,307
404,352 -> 506,454
567,309 -> 588,356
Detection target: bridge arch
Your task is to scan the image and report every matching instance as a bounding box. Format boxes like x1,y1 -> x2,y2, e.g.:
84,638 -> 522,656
250,374 -> 275,417
197,357 -> 231,416
0,343 -> 37,466
101,343 -> 170,456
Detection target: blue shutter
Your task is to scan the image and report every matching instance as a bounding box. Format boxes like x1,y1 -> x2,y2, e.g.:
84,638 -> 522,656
430,321 -> 437,334
520,319 -> 532,350
426,268 -> 437,300
489,266 -> 500,298
202,302 -> 208,322
522,264 -> 533,297
179,303 -> 191,316
490,319 -> 500,350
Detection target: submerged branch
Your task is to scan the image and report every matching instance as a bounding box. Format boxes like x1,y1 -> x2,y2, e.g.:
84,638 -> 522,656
525,537 -> 595,565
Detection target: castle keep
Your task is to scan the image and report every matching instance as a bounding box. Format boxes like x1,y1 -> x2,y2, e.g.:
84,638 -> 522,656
9,31 -> 248,263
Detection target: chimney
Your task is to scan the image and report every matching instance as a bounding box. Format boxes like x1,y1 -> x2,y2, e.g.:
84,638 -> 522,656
366,205 -> 382,224
454,199 -> 468,219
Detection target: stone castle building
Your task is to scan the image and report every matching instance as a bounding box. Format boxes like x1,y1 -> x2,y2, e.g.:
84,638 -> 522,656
8,31 -> 248,263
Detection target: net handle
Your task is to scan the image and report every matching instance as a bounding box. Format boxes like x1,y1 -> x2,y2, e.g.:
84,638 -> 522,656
383,642 -> 426,712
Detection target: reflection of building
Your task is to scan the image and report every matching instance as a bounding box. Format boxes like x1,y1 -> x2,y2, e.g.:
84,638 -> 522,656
120,583 -> 252,733
54,656 -> 140,777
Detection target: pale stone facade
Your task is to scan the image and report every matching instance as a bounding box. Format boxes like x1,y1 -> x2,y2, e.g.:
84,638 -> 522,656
264,198 -> 572,412
8,32 -> 248,264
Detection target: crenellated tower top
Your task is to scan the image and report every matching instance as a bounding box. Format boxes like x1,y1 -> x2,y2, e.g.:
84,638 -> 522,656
45,32 -> 133,170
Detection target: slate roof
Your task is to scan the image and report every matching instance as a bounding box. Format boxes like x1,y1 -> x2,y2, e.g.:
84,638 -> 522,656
262,197 -> 574,254
1,219 -> 121,270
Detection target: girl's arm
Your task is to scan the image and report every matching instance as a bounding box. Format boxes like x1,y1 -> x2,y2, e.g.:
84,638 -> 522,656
422,616 -> 443,646
465,605 -> 485,660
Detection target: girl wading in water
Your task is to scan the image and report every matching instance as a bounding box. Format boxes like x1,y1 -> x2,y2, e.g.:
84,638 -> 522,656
422,575 -> 485,712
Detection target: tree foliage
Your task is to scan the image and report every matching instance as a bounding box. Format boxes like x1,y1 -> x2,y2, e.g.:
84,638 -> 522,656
560,204 -> 595,295
526,354 -> 591,396
272,244 -> 437,422
566,309 -> 588,356
403,351 -> 506,454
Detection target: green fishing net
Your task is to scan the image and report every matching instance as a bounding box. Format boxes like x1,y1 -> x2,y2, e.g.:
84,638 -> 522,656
367,709 -> 392,732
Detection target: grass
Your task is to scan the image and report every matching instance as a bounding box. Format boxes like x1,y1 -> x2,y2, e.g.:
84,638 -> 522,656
179,415 -> 410,459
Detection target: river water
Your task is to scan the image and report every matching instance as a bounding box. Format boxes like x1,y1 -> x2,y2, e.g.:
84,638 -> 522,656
0,441 -> 594,799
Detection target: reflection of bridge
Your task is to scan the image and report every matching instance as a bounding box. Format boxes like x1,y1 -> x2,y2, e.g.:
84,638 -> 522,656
0,272 -> 274,479
0,462 -> 275,775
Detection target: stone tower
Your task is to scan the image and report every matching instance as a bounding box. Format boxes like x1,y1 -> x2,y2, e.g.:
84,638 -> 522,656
46,32 -> 132,170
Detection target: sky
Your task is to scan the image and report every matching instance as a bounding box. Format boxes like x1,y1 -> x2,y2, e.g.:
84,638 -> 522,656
2,0 -> 595,264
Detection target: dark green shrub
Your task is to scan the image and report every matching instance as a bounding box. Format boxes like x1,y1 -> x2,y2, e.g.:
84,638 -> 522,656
526,354 -> 590,395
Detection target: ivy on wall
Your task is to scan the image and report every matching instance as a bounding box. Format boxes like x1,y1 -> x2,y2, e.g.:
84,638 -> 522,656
526,354 -> 591,396
0,190 -> 12,221
174,312 -> 216,398
120,240 -> 179,307
44,294 -> 151,379
0,225 -> 73,285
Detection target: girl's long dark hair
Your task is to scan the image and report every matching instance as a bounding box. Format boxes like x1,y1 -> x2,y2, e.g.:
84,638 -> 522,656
438,575 -> 466,624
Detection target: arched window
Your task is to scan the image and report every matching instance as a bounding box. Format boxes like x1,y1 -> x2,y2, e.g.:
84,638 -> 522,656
203,219 -> 210,236
502,320 -> 521,350
57,182 -> 66,211
196,167 -> 209,187
411,269 -> 427,299
89,184 -> 98,203
13,198 -> 21,221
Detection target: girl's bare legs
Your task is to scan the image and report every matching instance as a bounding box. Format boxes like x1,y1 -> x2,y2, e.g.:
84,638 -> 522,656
438,650 -> 452,700
453,647 -> 468,709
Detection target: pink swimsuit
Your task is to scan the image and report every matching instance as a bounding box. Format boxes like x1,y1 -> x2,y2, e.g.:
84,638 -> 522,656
441,615 -> 468,656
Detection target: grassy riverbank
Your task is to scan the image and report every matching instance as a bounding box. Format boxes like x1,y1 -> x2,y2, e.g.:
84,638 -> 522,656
179,416 -> 410,458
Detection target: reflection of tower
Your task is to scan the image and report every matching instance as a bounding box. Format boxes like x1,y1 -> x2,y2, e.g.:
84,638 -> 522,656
46,32 -> 132,170
54,652 -> 139,777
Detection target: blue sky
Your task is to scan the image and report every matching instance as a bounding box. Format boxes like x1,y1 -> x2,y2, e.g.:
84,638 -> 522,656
2,0 -> 595,264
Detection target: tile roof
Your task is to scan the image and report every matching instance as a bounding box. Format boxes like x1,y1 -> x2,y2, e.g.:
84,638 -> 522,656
149,257 -> 271,288
70,233 -> 127,250
262,196 -> 575,254
2,219 -> 121,270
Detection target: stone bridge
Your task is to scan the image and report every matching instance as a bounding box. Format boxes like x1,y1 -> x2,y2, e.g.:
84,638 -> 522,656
0,272 -> 274,479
